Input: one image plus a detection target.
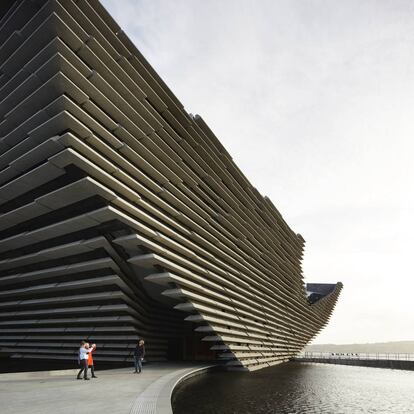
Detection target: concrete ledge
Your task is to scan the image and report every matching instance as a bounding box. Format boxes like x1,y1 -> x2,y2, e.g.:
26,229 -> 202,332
130,364 -> 219,414
169,365 -> 221,410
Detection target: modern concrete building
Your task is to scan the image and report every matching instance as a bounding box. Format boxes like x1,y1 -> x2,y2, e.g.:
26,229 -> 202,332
0,0 -> 342,371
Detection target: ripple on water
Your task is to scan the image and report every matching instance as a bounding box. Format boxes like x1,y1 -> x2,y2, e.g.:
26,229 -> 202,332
173,362 -> 414,414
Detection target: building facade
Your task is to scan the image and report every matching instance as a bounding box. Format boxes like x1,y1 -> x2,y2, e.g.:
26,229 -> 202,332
0,0 -> 342,370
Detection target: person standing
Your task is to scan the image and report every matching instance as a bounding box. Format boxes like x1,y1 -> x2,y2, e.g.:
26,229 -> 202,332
134,339 -> 145,373
77,340 -> 86,379
77,341 -> 95,380
87,343 -> 97,378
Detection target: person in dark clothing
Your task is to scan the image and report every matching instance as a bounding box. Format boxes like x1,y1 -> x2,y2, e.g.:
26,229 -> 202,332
133,339 -> 145,373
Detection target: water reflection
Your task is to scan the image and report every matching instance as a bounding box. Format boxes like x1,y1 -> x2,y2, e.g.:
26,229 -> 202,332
173,362 -> 414,413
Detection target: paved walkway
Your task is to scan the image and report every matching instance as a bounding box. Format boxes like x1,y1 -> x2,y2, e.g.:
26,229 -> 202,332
0,363 -> 214,414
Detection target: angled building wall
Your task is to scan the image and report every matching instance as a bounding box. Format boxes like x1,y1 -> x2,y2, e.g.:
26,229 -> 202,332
0,0 -> 342,370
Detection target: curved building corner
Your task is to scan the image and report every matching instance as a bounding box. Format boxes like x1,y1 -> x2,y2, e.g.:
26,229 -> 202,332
0,0 -> 342,371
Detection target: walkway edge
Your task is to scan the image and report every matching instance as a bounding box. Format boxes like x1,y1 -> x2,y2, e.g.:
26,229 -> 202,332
168,365 -> 221,412
129,364 -> 220,414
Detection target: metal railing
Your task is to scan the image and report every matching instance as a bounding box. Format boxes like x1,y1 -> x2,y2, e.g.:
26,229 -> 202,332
296,352 -> 414,361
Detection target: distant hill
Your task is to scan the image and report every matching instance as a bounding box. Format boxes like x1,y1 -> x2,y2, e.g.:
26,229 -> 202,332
304,341 -> 414,354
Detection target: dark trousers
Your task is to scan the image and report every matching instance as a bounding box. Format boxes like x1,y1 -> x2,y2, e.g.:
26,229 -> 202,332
89,364 -> 95,377
77,359 -> 88,378
134,356 -> 142,372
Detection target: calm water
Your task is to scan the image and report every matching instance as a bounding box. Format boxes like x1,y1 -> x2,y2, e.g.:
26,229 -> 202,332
173,362 -> 414,413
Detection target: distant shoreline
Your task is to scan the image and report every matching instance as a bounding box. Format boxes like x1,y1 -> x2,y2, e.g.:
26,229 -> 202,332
305,340 -> 414,354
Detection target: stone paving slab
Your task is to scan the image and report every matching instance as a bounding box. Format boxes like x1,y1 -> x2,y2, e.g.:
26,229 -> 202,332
0,363 -> 212,414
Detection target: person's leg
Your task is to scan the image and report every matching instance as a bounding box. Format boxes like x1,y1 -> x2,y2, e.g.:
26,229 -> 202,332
77,364 -> 84,379
134,356 -> 138,373
138,358 -> 142,373
90,364 -> 97,378
83,360 -> 89,379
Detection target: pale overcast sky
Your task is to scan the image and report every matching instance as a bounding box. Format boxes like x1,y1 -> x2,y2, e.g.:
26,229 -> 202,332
101,0 -> 414,345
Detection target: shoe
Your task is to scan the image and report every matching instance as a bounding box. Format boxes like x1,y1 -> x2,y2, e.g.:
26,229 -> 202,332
76,377 -> 82,380
84,378 -> 90,380
92,376 -> 98,378
134,371 -> 138,373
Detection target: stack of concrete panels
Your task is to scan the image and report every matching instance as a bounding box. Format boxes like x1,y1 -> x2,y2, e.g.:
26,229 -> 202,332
0,0 -> 342,370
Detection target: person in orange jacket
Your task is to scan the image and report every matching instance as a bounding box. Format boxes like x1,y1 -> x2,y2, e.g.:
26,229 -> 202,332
87,343 -> 97,378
